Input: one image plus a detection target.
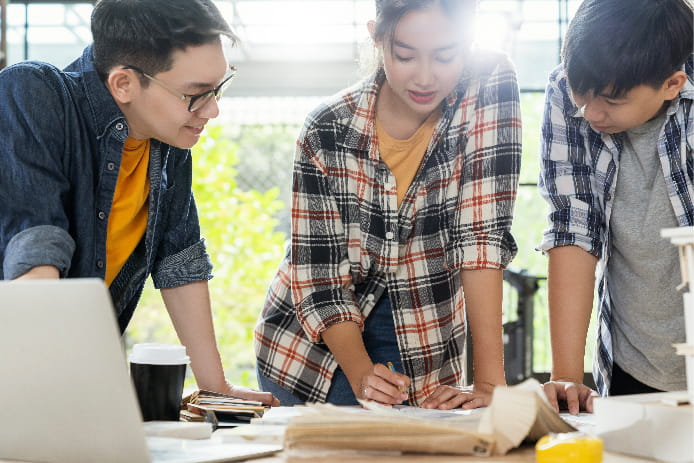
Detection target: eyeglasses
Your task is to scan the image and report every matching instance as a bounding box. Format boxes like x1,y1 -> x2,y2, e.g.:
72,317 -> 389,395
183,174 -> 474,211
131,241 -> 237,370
123,64 -> 236,112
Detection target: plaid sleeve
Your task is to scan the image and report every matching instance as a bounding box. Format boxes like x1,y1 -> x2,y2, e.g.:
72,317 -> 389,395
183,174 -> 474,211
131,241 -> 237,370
290,126 -> 364,343
447,54 -> 522,270
537,66 -> 604,257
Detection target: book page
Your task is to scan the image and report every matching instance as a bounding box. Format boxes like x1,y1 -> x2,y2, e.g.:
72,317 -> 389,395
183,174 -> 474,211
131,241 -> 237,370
284,402 -> 493,456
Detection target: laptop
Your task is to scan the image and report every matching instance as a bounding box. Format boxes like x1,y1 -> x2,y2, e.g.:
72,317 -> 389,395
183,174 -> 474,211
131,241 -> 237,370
0,278 -> 282,463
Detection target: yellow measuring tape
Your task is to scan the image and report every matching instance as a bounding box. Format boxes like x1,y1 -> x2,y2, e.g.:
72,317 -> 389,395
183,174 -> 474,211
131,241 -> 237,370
536,432 -> 603,463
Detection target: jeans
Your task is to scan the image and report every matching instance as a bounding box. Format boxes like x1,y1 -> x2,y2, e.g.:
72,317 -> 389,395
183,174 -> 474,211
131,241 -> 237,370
257,294 -> 403,405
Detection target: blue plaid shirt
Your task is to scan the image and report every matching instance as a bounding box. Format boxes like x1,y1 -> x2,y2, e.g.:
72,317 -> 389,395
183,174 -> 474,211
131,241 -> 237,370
538,56 -> 694,395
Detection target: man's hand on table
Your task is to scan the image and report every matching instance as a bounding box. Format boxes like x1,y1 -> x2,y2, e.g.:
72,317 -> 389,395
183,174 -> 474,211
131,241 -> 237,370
542,380 -> 598,415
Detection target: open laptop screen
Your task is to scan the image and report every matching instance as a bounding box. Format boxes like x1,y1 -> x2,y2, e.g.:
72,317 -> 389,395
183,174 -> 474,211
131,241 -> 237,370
0,279 -> 151,463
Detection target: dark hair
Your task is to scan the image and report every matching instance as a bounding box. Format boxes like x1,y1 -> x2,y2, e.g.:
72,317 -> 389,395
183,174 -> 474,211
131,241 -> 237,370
373,0 -> 477,51
562,0 -> 693,98
91,0 -> 237,81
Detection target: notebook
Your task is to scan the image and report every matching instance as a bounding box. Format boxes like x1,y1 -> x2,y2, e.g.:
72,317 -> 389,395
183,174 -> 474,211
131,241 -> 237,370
0,278 -> 281,463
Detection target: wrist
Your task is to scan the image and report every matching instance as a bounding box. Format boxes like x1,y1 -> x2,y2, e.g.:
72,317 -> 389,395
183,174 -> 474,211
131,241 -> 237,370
549,372 -> 584,384
344,362 -> 374,391
192,370 -> 227,393
473,379 -> 505,388
471,363 -> 506,387
16,265 -> 60,280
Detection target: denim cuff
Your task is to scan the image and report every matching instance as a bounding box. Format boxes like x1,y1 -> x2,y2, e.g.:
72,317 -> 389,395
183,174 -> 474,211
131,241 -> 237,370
3,225 -> 76,279
151,239 -> 213,289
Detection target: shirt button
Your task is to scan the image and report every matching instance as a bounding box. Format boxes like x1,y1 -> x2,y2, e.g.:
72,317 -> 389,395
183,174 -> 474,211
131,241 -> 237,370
385,231 -> 394,240
106,162 -> 116,171
97,211 -> 106,220
605,193 -> 612,201
115,122 -> 124,131
366,294 -> 375,302
96,260 -> 104,269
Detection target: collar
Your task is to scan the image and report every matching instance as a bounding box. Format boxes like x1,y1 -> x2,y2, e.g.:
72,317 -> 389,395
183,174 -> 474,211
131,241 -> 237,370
336,67 -> 460,157
64,45 -> 128,140
334,68 -> 383,158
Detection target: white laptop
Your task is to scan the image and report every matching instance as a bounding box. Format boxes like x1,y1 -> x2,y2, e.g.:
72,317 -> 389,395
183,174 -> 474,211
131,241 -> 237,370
0,278 -> 281,463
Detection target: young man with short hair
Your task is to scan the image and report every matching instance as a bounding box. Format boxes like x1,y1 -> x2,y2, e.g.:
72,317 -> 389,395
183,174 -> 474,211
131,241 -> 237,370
0,0 -> 277,405
538,0 -> 693,414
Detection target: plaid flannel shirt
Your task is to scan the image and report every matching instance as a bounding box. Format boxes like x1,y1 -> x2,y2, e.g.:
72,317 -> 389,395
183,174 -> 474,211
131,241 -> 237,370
538,56 -> 694,396
255,51 -> 521,405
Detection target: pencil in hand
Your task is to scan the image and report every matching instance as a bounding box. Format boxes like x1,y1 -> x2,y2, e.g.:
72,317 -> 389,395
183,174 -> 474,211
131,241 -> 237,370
387,361 -> 407,394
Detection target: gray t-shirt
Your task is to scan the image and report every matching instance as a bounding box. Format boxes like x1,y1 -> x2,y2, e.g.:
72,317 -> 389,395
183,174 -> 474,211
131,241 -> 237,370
608,111 -> 686,391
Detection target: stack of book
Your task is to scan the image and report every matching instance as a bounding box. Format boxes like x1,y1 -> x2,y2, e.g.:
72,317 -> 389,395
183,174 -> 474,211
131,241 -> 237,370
283,379 -> 576,457
180,390 -> 268,428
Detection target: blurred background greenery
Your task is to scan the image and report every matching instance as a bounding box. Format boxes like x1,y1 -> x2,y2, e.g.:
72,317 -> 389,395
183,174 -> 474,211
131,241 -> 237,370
126,124 -> 290,388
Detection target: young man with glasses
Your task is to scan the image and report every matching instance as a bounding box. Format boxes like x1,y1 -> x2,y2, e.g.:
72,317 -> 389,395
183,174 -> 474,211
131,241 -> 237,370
0,0 -> 277,405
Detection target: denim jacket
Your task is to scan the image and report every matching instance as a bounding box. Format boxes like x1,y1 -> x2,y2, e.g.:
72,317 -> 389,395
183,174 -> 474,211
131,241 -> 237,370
0,45 -> 213,332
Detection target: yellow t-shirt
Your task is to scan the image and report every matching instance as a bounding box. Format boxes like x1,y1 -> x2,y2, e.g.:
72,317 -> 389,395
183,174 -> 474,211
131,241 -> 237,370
105,137 -> 151,285
376,111 -> 439,207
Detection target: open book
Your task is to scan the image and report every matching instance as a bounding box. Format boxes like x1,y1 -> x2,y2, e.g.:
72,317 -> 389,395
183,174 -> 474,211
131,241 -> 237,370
283,378 -> 575,456
477,378 -> 577,454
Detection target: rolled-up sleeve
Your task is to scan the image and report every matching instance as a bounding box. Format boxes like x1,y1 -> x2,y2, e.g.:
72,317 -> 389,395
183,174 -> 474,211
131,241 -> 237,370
3,226 -> 76,279
537,66 -> 604,257
446,55 -> 522,270
290,130 -> 364,343
0,64 -> 77,279
149,142 -> 214,288
152,140 -> 212,289
151,238 -> 213,288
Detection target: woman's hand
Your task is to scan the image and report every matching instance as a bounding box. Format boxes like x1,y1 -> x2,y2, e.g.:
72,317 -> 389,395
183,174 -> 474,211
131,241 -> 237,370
420,381 -> 498,410
220,381 -> 280,406
356,363 -> 410,405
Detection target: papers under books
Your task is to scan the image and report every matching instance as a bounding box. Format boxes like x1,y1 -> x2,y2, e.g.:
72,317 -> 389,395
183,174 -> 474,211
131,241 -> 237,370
181,390 -> 269,428
283,378 -> 575,457
285,403 -> 491,456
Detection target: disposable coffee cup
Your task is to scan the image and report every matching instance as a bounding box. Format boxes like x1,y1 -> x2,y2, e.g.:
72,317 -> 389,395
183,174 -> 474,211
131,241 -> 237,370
129,343 -> 190,421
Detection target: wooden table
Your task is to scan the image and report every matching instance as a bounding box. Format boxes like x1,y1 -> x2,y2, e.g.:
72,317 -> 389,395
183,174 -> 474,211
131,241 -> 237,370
0,444 -> 656,462
251,446 -> 655,462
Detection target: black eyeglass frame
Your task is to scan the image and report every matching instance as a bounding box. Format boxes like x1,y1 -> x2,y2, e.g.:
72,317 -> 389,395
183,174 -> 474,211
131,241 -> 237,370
123,64 -> 237,112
